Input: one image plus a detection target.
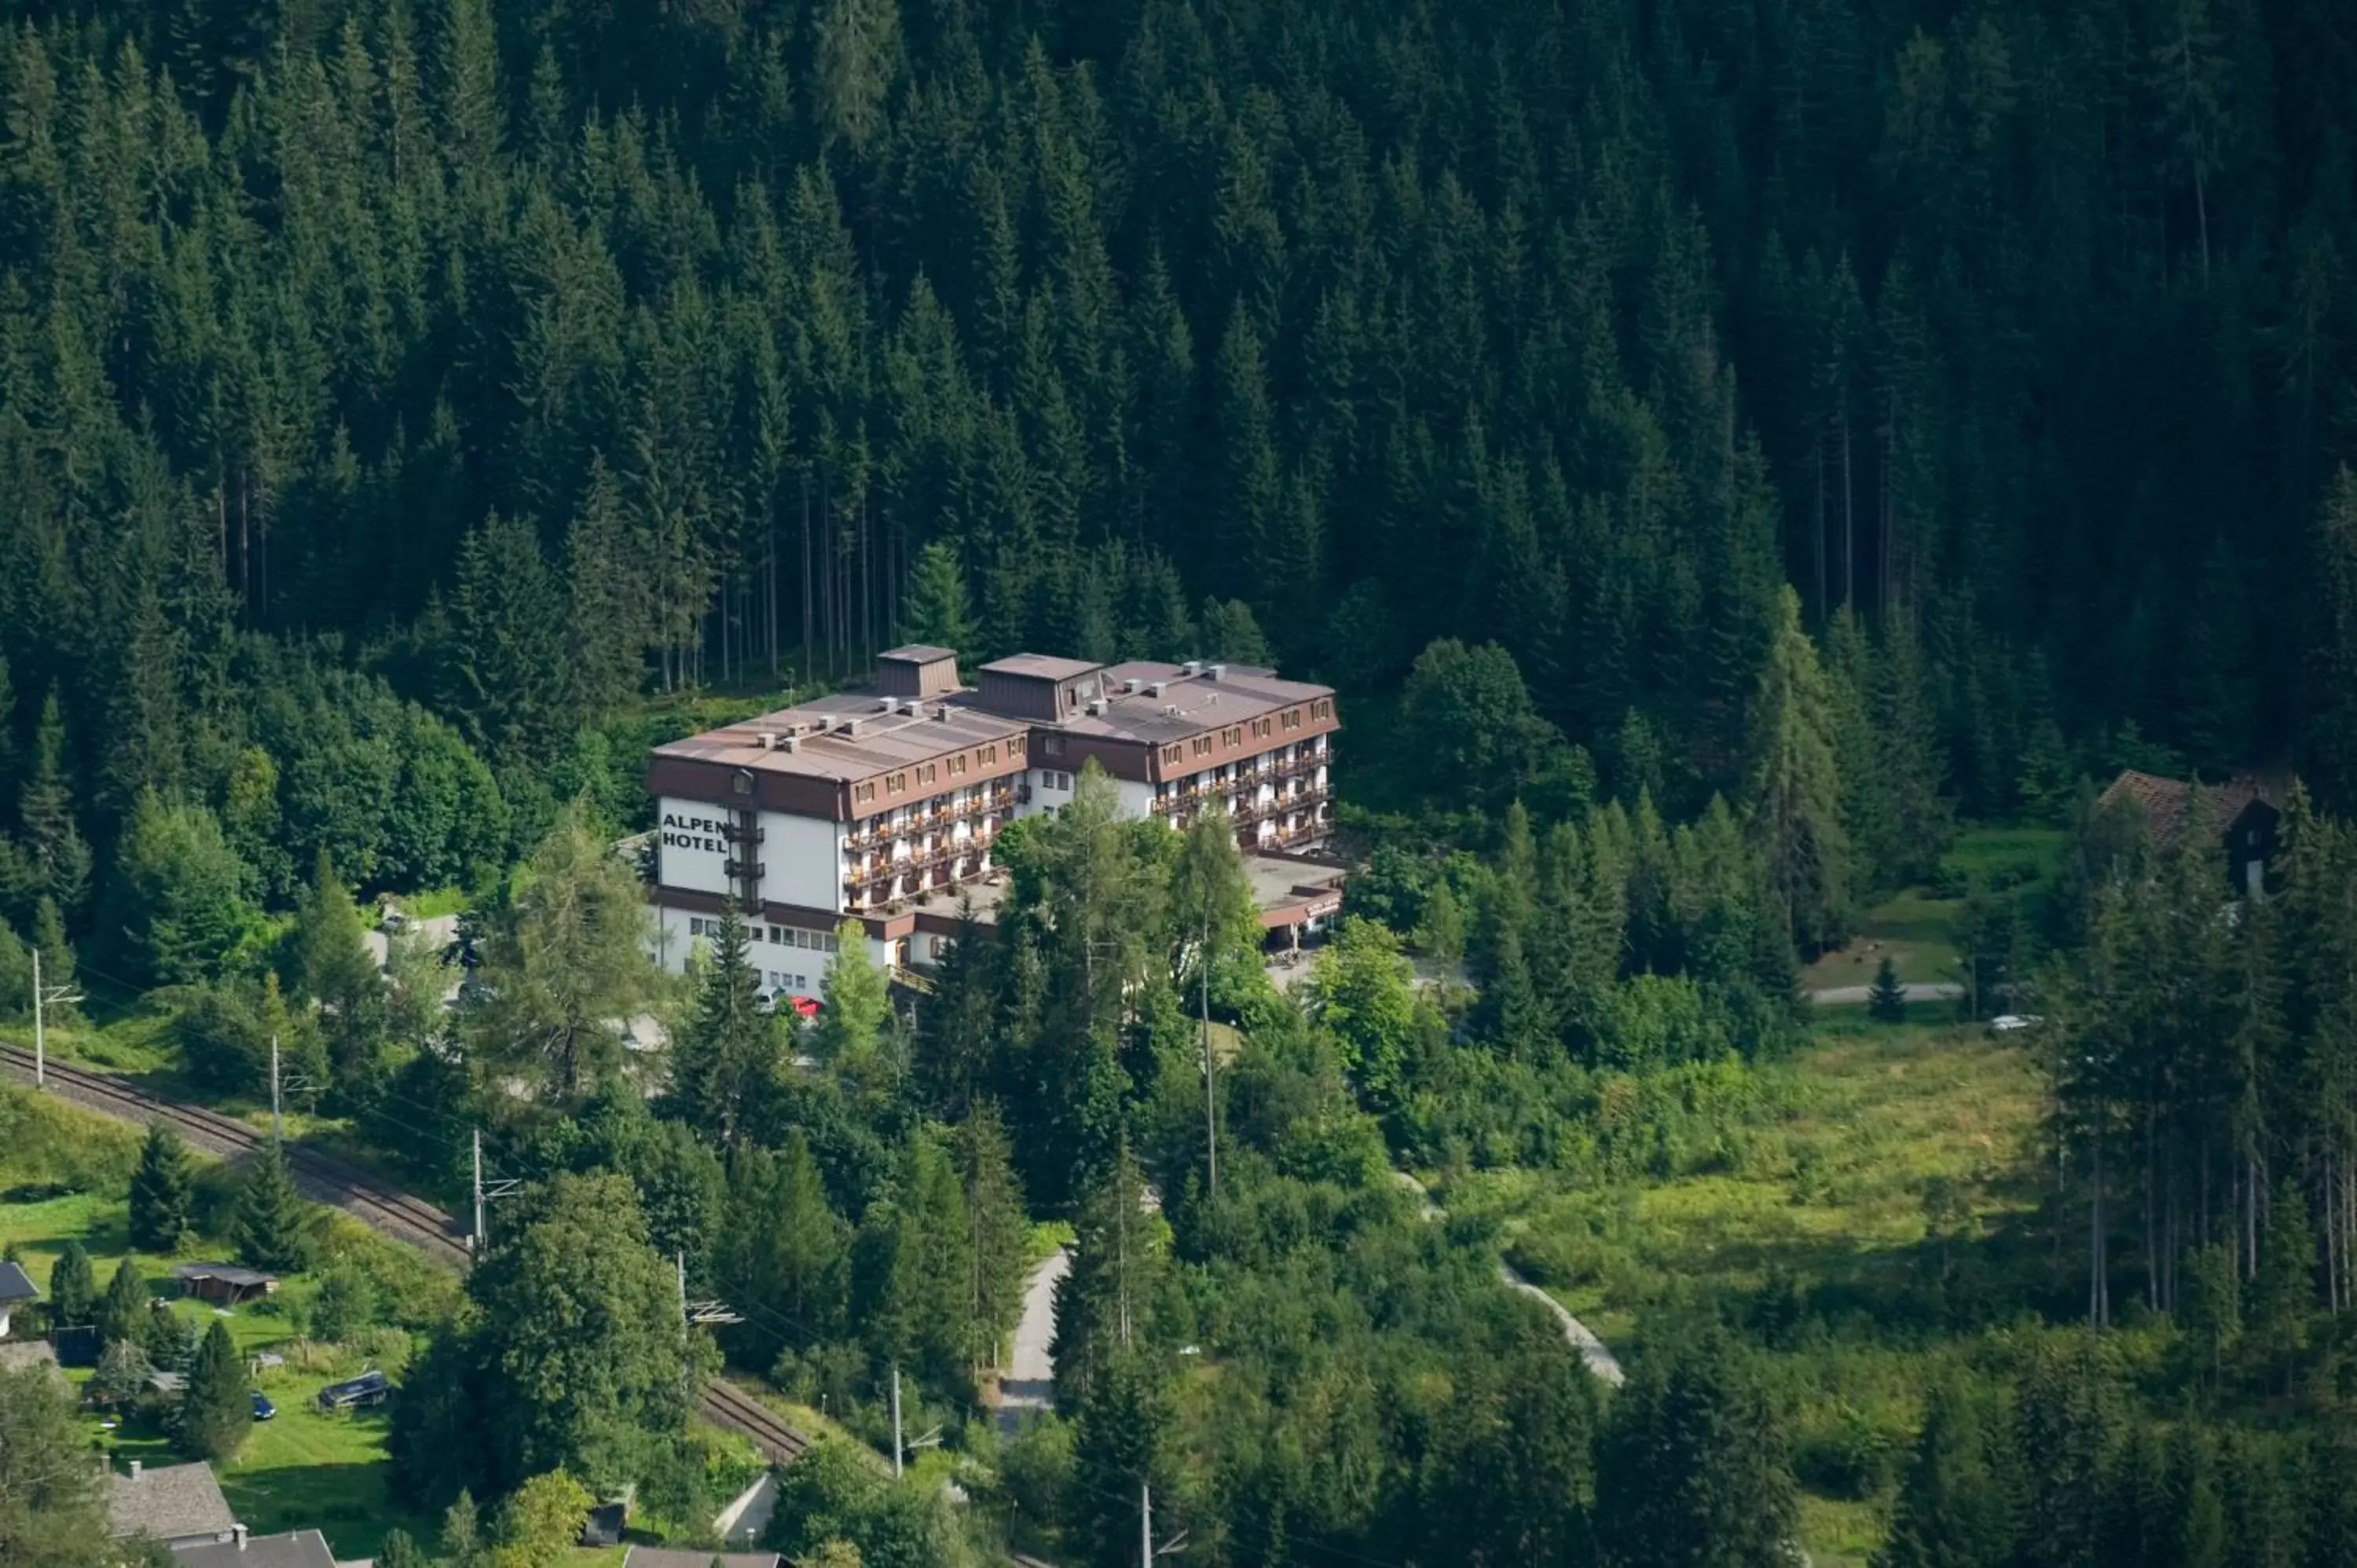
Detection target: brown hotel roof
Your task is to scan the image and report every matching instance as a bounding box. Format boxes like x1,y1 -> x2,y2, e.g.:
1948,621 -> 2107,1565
1050,661 -> 1331,746
651,693 -> 1028,785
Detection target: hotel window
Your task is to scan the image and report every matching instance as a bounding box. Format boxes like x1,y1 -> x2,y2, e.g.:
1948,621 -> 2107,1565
1010,735 -> 1026,757
1223,726 -> 1242,747
919,763 -> 936,784
825,934 -> 841,953
1162,743 -> 1184,765
888,772 -> 906,794
1311,698 -> 1332,720
688,918 -> 707,936
950,754 -> 967,776
1193,735 -> 1212,757
1043,734 -> 1065,758
1282,708 -> 1301,730
856,782 -> 876,804
981,744 -> 997,764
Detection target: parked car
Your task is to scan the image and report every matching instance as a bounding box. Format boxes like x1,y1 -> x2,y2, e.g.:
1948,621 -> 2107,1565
251,1391 -> 276,1420
1989,1013 -> 2044,1035
317,1369 -> 390,1412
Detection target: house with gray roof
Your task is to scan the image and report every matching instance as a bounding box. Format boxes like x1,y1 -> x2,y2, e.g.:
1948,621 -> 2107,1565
0,1258 -> 39,1338
171,1527 -> 336,1568
108,1459 -> 237,1548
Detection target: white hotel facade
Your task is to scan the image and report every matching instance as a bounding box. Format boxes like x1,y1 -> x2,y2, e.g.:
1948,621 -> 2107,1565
645,646 -> 1339,988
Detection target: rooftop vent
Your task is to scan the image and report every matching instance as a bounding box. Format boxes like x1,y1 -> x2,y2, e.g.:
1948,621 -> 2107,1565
1086,698 -> 1106,716
1208,663 -> 1227,681
754,733 -> 775,750
782,734 -> 802,753
1147,681 -> 1166,698
900,700 -> 921,716
933,705 -> 951,720
1182,660 -> 1203,676
1164,705 -> 1182,717
841,718 -> 862,738
878,697 -> 898,713
1124,677 -> 1142,694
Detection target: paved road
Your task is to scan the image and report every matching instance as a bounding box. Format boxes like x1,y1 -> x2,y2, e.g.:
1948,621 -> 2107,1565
1808,980 -> 1962,1006
361,913 -> 460,971
1389,1171 -> 1626,1385
998,1246 -> 1070,1435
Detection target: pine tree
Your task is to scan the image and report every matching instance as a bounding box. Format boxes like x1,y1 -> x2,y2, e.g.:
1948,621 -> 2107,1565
2304,468 -> 2357,811
900,540 -> 976,654
812,919 -> 892,1087
233,1141 -> 314,1274
1747,586 -> 1852,954
720,1134 -> 847,1371
128,1125 -> 196,1255
97,1258 -> 148,1353
951,1105 -> 1028,1372
1869,954 -> 1909,1024
669,905 -> 775,1151
18,691 -> 89,914
176,1319 -> 252,1462
1051,1137 -> 1166,1408
1068,1350 -> 1172,1568
1596,1329 -> 1798,1568
812,0 -> 901,152
48,1242 -> 94,1329
1874,1381 -> 2016,1568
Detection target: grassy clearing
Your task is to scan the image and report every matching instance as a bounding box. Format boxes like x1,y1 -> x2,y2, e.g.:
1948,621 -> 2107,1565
1456,1024 -> 2051,1568
1802,826 -> 2066,992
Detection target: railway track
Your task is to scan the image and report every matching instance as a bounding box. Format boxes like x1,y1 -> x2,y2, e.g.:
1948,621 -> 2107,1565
0,1043 -> 816,1466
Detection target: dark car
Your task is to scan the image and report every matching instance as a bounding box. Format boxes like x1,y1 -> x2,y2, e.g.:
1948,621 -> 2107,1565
317,1369 -> 391,1412
251,1391 -> 277,1420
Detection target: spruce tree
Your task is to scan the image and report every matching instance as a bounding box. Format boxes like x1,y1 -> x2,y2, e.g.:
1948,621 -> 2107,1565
233,1140 -> 315,1274
669,905 -> 775,1151
19,691 -> 90,914
127,1124 -> 196,1255
900,540 -> 976,654
1747,586 -> 1853,954
720,1134 -> 847,1371
97,1258 -> 149,1352
47,1242 -> 94,1328
2304,467 -> 2357,811
1596,1329 -> 1798,1568
1874,1381 -> 2016,1568
951,1105 -> 1028,1372
176,1319 -> 252,1462
1868,955 -> 1909,1024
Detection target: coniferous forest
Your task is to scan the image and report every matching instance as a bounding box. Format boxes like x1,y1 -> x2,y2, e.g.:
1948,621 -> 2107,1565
5,2 -> 2357,1568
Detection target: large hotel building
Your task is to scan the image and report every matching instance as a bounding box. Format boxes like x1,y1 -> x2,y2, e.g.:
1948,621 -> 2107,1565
644,646 -> 1342,984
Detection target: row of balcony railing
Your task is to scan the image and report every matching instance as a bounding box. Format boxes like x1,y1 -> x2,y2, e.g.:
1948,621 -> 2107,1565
845,789 -> 1014,848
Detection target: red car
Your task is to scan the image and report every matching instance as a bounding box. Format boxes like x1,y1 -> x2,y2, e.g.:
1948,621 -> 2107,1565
787,994 -> 822,1020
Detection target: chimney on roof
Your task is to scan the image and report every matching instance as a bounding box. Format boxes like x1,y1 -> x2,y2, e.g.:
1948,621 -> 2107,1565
233,1526 -> 248,1551
841,718 -> 861,738
900,700 -> 921,716
1208,663 -> 1227,681
933,705 -> 951,720
1147,681 -> 1166,698
1086,698 -> 1105,716
1124,677 -> 1142,694
878,697 -> 896,713
754,733 -> 775,750
128,1460 -> 141,1480
1182,660 -> 1203,676
782,734 -> 801,753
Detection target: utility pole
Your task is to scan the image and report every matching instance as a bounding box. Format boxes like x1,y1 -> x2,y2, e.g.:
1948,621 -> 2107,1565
1141,1482 -> 1152,1568
470,1130 -> 520,1262
29,949 -> 81,1092
269,1035 -> 281,1140
891,1362 -> 904,1479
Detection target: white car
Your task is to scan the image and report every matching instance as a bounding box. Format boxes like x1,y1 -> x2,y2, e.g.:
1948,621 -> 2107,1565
1989,1013 -> 2043,1034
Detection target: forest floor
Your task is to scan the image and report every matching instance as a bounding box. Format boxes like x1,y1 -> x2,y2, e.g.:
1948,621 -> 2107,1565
1440,1018 -> 2052,1567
